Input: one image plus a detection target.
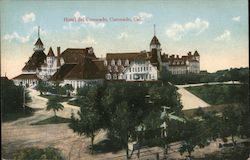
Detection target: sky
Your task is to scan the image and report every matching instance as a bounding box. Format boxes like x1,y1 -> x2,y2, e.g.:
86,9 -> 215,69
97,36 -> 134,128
0,0 -> 249,78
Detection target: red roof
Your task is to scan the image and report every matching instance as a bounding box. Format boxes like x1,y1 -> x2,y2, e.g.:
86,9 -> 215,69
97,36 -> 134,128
22,50 -> 46,71
12,74 -> 40,80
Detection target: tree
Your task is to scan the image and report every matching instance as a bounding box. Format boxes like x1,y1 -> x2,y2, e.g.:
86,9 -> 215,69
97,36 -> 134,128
1,78 -> 31,114
36,81 -> 48,95
46,96 -> 64,117
69,87 -> 101,154
64,84 -> 74,97
220,105 -> 241,145
179,118 -> 210,158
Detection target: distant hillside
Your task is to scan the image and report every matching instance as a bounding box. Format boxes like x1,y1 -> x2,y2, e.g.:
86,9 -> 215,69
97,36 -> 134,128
162,67 -> 249,85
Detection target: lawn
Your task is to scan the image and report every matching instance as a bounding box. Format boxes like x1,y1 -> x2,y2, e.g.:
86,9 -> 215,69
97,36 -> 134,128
185,84 -> 245,105
31,116 -> 71,125
39,94 -> 72,102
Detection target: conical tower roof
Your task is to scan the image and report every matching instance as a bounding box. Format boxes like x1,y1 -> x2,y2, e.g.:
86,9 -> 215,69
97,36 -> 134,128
35,38 -> 44,46
150,36 -> 161,45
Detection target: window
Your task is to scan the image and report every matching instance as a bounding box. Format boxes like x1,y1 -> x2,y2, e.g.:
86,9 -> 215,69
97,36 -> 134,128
129,68 -> 131,72
111,59 -> 115,66
149,67 -> 151,71
114,66 -> 118,72
117,59 -> 121,66
108,66 -> 111,72
133,68 -> 134,72
118,73 -> 123,79
113,74 -> 117,79
130,74 -> 132,80
106,74 -> 111,80
138,67 -> 140,72
125,59 -> 129,66
104,60 -> 107,66
149,74 -> 151,79
144,67 -> 146,71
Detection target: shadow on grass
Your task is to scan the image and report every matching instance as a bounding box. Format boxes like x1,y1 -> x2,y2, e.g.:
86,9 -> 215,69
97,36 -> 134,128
91,139 -> 123,154
2,106 -> 34,122
31,116 -> 71,125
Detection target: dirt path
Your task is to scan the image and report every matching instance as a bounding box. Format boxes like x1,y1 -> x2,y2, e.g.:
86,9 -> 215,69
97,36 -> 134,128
1,88 -> 107,160
177,87 -> 210,110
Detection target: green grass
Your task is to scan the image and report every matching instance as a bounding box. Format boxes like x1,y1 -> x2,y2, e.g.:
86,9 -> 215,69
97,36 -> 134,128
2,106 -> 34,122
39,94 -> 72,102
31,116 -> 71,125
185,84 -> 244,105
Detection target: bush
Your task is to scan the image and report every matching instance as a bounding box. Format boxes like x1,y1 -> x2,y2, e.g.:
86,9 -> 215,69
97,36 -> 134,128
13,147 -> 64,160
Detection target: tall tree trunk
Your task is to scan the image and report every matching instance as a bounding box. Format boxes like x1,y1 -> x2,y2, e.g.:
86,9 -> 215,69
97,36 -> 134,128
91,133 -> 94,154
126,132 -> 129,159
232,134 -> 236,146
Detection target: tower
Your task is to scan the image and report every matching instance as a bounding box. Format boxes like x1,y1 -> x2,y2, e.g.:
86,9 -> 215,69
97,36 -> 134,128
150,24 -> 162,69
33,26 -> 45,51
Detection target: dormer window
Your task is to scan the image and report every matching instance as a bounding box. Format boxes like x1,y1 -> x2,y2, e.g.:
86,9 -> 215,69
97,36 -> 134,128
104,60 -> 107,66
125,59 -> 129,66
111,59 -> 115,66
117,59 -> 121,66
88,48 -> 93,54
114,66 -> 118,72
108,65 -> 111,71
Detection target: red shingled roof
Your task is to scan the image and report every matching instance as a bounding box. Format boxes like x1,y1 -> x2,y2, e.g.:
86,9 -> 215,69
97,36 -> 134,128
12,74 -> 40,80
22,50 -> 46,71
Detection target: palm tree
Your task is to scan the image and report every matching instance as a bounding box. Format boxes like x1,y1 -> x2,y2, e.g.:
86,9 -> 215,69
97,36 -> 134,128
46,96 -> 64,117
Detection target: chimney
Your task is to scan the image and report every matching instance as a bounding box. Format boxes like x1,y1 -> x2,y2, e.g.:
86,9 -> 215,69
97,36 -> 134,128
57,47 -> 61,68
57,47 -> 60,57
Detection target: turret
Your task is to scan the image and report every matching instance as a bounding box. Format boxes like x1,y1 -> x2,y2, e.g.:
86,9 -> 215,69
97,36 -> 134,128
33,26 -> 45,51
150,24 -> 162,69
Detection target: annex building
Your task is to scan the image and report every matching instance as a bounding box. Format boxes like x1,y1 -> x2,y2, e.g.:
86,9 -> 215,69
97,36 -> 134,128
13,27 -> 200,89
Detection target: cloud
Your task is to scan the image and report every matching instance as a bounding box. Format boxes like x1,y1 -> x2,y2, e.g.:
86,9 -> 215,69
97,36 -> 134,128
3,32 -> 30,43
166,18 -> 209,41
214,30 -> 231,41
117,32 -> 128,39
232,16 -> 240,22
22,12 -> 36,23
3,26 -> 47,43
132,12 -> 153,24
70,36 -> 97,45
63,22 -> 81,31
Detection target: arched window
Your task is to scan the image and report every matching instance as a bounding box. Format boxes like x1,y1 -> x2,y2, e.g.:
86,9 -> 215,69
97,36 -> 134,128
104,60 -> 108,66
113,74 -> 117,79
117,59 -> 121,66
106,73 -> 111,80
114,66 -> 118,72
108,65 -> 111,72
111,59 -> 115,66
118,73 -> 123,79
125,59 -> 129,66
